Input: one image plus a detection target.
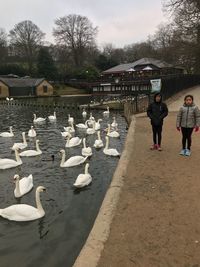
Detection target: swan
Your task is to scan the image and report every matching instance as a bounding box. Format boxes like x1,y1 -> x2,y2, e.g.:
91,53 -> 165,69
103,136 -> 120,156
82,108 -> 87,117
61,131 -> 71,137
82,138 -> 92,156
6,97 -> 10,101
76,121 -> 88,129
11,132 -> 27,150
19,139 -> 42,157
111,117 -> 118,129
14,174 -> 33,198
93,131 -> 104,148
94,119 -> 102,131
0,126 -> 14,137
28,126 -> 37,138
87,113 -> 95,127
0,186 -> 46,221
68,114 -> 74,124
103,106 -> 110,115
63,122 -> 75,133
86,121 -> 96,135
107,124 -> 120,138
73,163 -> 92,188
48,111 -> 56,121
0,148 -> 22,169
65,135 -> 82,148
60,149 -> 88,167
33,114 -> 46,123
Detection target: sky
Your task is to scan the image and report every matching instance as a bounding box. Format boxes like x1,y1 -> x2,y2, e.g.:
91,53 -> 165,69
1,0 -> 168,48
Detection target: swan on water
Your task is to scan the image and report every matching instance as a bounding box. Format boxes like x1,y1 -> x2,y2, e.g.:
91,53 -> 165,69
61,131 -> 71,137
11,132 -> 27,150
82,108 -> 87,117
0,148 -> 22,169
60,149 -> 88,167
65,134 -> 82,148
103,136 -> 120,156
111,117 -> 118,129
28,126 -> 37,138
0,186 -> 46,221
93,131 -> 104,148
94,119 -> 102,131
103,106 -> 110,116
48,111 -> 57,121
64,122 -> 75,133
82,138 -> 92,156
0,126 -> 14,137
76,121 -> 88,129
73,163 -> 92,188
68,114 -> 74,124
107,124 -> 120,138
14,174 -> 33,198
33,114 -> 46,123
86,121 -> 96,135
19,139 -> 42,157
87,113 -> 95,127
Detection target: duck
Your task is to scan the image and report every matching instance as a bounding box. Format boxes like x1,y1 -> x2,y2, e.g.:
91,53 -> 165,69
86,121 -> 96,135
82,108 -> 87,117
103,136 -> 120,156
73,163 -> 92,188
11,132 -> 27,150
111,117 -> 118,129
14,174 -> 33,198
0,186 -> 46,221
68,114 -> 74,124
82,138 -> 92,156
93,131 -> 104,148
65,134 -> 82,148
60,149 -> 88,167
33,114 -> 46,123
48,111 -> 57,121
63,122 -> 75,133
103,106 -> 110,116
107,124 -> 120,138
0,148 -> 22,169
28,126 -> 37,138
0,126 -> 14,137
19,139 -> 42,157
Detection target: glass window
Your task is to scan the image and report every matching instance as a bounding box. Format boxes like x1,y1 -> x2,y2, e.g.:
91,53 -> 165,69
43,85 -> 48,93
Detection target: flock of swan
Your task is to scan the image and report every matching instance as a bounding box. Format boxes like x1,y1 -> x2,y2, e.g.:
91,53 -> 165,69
0,106 -> 122,222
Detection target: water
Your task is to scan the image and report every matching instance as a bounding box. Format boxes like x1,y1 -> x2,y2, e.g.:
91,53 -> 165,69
0,97 -> 127,267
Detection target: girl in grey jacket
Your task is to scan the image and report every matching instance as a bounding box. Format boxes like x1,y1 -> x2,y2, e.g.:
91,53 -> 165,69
176,95 -> 200,156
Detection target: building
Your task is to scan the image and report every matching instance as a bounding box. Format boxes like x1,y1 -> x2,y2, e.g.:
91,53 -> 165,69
0,77 -> 53,98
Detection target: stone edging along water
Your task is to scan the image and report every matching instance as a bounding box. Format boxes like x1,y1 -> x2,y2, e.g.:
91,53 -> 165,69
73,115 -> 136,267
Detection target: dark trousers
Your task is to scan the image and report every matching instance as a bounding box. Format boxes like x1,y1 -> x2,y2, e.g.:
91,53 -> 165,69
181,127 -> 193,150
152,125 -> 162,146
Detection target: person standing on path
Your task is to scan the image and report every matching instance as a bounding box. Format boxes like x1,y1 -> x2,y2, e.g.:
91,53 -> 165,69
147,92 -> 168,151
176,94 -> 200,156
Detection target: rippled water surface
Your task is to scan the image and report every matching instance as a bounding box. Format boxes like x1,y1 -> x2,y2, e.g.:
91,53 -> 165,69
0,97 -> 127,267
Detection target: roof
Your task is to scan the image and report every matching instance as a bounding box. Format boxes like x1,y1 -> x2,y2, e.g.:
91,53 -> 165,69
0,77 -> 45,88
102,57 -> 174,74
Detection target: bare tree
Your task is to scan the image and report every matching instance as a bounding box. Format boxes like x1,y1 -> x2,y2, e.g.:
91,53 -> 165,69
0,28 -> 7,63
53,14 -> 98,68
9,20 -> 45,74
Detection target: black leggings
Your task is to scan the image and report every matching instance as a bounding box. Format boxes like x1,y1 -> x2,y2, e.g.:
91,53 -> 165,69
181,127 -> 193,150
152,125 -> 162,145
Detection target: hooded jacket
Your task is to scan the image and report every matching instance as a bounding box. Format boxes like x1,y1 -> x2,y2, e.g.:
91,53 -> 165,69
176,102 -> 200,128
147,93 -> 168,126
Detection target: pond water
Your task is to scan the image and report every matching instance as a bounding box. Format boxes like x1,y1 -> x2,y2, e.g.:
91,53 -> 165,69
0,97 -> 127,267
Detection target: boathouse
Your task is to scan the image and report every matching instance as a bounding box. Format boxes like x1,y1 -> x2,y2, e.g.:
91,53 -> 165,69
0,77 -> 53,98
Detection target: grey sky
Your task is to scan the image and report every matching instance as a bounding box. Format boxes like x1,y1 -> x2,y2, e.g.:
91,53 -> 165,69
1,0 -> 168,47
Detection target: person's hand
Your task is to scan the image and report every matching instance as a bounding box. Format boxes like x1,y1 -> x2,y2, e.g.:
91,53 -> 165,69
194,126 -> 199,132
176,127 -> 180,131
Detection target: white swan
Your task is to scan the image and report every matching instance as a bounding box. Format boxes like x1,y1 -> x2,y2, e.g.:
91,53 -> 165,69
11,132 -> 27,150
87,113 -> 95,127
103,106 -> 110,115
63,122 -> 75,133
111,117 -> 118,129
82,108 -> 87,117
93,131 -> 104,148
103,136 -> 120,156
0,186 -> 46,221
86,121 -> 96,135
68,114 -> 74,124
0,126 -> 14,137
33,113 -> 46,123
107,124 -> 120,138
28,126 -> 37,138
61,131 -> 71,137
48,111 -> 56,121
14,174 -> 33,198
65,135 -> 82,148
73,163 -> 92,188
60,149 -> 88,167
0,148 -> 22,169
19,139 -> 42,157
82,138 -> 92,156
94,119 -> 102,131
76,121 -> 88,129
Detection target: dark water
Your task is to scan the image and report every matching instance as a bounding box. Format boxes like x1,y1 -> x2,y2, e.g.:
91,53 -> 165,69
0,97 -> 127,267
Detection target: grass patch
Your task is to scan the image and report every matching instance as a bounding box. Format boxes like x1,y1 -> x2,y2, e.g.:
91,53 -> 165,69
54,84 -> 88,95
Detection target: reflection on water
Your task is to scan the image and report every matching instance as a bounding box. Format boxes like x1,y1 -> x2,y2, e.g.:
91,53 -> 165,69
0,97 -> 127,267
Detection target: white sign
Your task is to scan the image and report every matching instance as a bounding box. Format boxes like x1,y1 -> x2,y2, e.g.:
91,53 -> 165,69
150,79 -> 162,93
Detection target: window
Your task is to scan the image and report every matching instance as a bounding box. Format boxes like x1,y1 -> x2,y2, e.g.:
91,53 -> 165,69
43,85 -> 48,93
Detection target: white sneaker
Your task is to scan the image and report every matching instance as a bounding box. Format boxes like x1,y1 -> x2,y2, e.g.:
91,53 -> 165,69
185,149 -> 191,156
179,149 -> 185,156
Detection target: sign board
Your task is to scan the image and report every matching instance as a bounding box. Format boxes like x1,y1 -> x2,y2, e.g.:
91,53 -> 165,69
150,79 -> 162,93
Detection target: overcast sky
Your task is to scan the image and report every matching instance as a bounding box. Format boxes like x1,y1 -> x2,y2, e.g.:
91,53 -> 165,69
1,0 -> 168,48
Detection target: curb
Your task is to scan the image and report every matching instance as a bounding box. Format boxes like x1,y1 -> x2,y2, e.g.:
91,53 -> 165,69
73,116 -> 136,267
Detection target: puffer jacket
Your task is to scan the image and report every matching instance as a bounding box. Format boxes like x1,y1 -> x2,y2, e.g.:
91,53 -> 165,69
147,96 -> 168,126
176,103 -> 200,128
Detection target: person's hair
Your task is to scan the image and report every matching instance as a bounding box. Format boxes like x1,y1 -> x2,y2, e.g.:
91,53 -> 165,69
184,94 -> 193,101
